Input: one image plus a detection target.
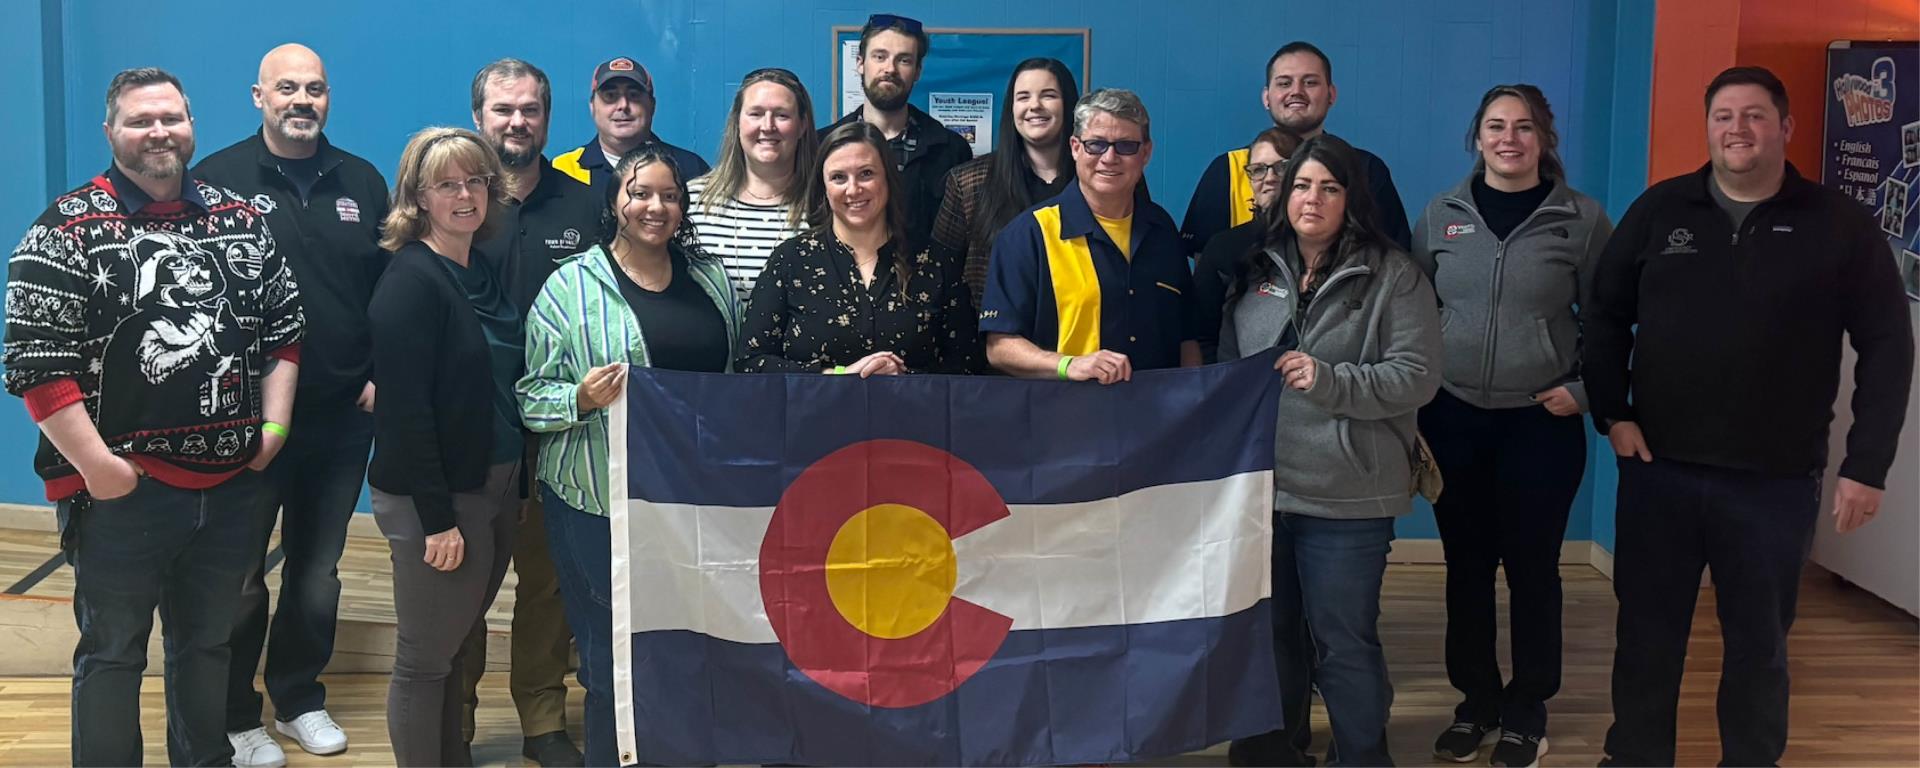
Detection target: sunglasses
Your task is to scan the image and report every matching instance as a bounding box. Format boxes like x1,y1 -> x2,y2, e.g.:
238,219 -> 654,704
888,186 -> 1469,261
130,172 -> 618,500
866,13 -> 924,35
1079,138 -> 1144,156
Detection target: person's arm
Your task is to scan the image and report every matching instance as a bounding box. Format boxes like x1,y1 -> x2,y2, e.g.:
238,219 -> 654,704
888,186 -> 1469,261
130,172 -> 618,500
1835,212 -> 1916,489
252,214 -> 304,466
1559,208 -> 1616,414
735,242 -> 815,373
1294,261 -> 1441,420
931,166 -> 972,257
1580,196 -> 1650,432
1407,207 -> 1438,281
1180,154 -> 1231,256
931,248 -> 982,374
1191,238 -> 1234,363
367,266 -> 459,534
517,268 -> 592,432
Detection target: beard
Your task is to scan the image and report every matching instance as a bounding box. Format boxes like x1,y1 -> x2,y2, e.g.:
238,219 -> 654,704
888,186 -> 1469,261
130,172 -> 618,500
269,107 -> 322,142
863,76 -> 909,111
1272,106 -> 1325,136
116,139 -> 192,180
493,133 -> 540,168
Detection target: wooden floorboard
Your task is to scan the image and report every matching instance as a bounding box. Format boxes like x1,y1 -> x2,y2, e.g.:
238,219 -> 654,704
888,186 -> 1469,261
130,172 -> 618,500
0,559 -> 1911,766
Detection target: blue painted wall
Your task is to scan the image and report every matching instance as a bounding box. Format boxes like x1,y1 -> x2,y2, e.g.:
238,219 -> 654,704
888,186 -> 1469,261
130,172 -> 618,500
3,0 -> 1656,540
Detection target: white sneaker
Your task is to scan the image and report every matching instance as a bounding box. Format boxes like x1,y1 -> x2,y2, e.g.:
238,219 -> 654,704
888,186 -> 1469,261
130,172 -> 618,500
228,727 -> 287,768
275,709 -> 349,756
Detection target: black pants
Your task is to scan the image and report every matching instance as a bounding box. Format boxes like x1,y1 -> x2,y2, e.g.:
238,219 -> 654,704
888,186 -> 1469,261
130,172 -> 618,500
1603,457 -> 1820,767
1419,390 -> 1585,736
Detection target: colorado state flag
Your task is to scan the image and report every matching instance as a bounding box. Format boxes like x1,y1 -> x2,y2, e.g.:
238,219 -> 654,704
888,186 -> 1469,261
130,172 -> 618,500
607,353 -> 1284,766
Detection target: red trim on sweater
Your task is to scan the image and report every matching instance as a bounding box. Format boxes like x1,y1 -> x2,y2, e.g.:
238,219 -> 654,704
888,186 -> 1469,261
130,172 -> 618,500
43,459 -> 244,502
268,343 -> 302,365
23,379 -> 83,422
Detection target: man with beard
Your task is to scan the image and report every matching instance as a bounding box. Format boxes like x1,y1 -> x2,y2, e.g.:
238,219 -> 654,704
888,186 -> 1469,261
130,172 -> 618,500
1181,41 -> 1411,255
553,57 -> 708,199
458,57 -> 595,768
820,13 -> 974,249
192,44 -> 388,767
4,67 -> 303,767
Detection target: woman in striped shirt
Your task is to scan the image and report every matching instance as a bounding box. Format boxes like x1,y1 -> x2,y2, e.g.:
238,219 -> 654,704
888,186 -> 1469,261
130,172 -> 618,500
687,67 -> 821,300
514,146 -> 742,767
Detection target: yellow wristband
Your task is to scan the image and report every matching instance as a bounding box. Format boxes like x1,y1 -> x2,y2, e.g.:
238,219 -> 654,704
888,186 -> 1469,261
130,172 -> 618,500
262,421 -> 289,438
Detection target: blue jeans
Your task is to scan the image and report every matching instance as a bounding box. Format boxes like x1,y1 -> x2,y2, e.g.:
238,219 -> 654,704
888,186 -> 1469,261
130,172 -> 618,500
60,470 -> 272,767
1235,513 -> 1396,767
227,396 -> 373,729
542,484 -> 617,767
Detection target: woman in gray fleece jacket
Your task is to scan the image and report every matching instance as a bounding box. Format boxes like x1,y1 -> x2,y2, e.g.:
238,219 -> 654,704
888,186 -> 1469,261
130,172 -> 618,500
1408,84 -> 1613,768
1218,135 -> 1441,768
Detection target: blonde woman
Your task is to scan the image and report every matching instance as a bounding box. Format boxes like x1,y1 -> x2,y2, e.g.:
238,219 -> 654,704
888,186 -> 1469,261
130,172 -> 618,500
687,67 -> 820,298
367,126 -> 521,767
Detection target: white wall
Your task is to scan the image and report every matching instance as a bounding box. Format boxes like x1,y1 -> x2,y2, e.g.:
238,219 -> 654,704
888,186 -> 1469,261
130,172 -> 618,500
1811,306 -> 1920,616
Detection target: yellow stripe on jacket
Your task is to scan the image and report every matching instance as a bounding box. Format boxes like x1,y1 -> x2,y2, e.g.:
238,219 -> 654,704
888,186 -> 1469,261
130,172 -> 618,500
1033,205 -> 1101,356
1226,147 -> 1255,228
552,148 -> 592,186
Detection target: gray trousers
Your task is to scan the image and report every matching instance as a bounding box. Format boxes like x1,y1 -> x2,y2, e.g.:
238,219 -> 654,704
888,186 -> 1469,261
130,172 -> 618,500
372,462 -> 519,767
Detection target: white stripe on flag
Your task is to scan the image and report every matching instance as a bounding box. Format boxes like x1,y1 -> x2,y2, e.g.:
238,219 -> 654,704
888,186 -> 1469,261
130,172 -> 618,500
622,471 -> 1273,644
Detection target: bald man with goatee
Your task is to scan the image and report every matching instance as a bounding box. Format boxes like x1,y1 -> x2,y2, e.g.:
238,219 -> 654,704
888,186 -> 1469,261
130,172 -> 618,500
194,42 -> 391,768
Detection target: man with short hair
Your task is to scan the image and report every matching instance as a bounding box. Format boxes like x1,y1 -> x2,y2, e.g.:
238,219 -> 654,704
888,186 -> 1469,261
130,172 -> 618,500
4,67 -> 304,767
1182,41 -> 1410,254
193,43 -> 388,768
820,13 -> 974,248
980,88 -> 1200,380
552,57 -> 708,198
457,57 -> 596,768
1584,66 -> 1913,767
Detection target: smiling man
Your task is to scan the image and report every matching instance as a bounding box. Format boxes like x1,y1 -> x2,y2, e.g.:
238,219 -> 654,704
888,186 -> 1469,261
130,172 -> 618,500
193,43 -> 388,768
1584,66 -> 1913,767
1181,41 -> 1410,255
553,57 -> 708,199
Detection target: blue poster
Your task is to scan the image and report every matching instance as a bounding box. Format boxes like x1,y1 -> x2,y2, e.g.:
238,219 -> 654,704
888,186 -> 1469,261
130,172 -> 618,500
1822,40 -> 1920,300
834,28 -> 1088,157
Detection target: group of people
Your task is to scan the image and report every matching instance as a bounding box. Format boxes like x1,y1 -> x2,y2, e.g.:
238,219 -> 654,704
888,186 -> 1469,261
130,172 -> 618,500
3,11 -> 1911,768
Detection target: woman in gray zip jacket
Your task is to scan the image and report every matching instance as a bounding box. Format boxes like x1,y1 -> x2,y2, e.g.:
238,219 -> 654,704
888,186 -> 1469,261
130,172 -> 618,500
1408,84 -> 1613,768
1218,134 -> 1441,768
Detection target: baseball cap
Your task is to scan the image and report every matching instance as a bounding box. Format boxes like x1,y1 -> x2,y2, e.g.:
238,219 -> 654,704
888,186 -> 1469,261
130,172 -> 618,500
591,57 -> 654,94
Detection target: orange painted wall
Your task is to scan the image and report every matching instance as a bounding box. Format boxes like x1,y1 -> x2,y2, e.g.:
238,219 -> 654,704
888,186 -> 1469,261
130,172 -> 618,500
1647,0 -> 1918,184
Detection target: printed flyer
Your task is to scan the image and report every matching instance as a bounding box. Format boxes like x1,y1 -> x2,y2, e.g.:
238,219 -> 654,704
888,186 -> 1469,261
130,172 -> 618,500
1822,40 -> 1920,300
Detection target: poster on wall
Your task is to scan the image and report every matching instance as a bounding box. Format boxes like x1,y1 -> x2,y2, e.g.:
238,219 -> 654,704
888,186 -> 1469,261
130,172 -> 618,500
834,27 -> 1088,156
1822,40 -> 1920,301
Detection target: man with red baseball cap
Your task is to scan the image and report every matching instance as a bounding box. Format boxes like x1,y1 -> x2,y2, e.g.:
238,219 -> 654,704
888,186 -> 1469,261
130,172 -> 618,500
552,56 -> 709,196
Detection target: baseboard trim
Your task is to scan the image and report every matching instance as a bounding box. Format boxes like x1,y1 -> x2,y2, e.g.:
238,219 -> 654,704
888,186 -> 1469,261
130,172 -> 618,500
1588,541 -> 1615,580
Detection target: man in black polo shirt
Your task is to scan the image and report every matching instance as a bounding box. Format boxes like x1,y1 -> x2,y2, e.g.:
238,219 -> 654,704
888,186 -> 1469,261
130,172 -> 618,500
820,13 -> 974,249
1584,66 -> 1913,767
552,57 -> 708,200
458,57 -> 599,768
193,43 -> 387,768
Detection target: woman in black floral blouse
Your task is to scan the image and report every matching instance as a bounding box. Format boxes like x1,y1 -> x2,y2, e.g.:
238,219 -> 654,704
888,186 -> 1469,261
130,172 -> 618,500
738,122 -> 980,375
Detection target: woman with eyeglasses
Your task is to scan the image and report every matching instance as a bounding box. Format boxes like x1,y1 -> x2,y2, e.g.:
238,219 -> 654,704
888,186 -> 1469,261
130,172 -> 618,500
517,146 -> 741,767
739,122 -> 979,375
1195,126 -> 1302,361
930,57 -> 1079,309
366,126 -> 523,767
1216,134 -> 1441,768
688,68 -> 821,300
1410,84 -> 1612,768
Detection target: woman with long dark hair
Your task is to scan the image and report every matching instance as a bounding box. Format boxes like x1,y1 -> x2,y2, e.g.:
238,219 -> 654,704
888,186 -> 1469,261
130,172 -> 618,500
517,146 -> 741,766
1218,134 -> 1441,768
737,122 -> 978,375
930,57 -> 1079,307
1411,84 -> 1612,768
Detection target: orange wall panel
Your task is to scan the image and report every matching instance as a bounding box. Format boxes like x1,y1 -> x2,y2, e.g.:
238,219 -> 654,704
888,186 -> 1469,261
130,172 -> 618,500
1648,0 -> 1743,182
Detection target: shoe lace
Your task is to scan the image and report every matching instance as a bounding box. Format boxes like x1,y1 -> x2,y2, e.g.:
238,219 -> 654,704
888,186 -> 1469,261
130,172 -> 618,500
234,729 -> 276,749
1499,731 -> 1532,746
1447,722 -> 1481,735
295,710 -> 342,732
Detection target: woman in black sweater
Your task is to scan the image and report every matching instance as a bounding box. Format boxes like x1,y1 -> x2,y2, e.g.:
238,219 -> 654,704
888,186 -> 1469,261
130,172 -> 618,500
366,126 -> 522,767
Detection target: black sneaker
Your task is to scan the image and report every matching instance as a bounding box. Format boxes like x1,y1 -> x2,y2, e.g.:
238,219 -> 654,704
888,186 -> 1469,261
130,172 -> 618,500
1432,721 -> 1498,763
1489,730 -> 1548,768
523,731 -> 585,767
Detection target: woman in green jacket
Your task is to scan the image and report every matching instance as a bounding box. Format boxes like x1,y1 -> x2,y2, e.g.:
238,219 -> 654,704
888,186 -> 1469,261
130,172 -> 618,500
515,147 -> 741,766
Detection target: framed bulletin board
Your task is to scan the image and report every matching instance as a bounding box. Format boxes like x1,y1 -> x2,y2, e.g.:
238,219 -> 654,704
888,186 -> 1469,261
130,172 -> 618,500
832,26 -> 1090,156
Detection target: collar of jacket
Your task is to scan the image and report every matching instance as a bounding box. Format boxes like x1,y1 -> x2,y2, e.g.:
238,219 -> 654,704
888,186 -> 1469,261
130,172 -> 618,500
1678,161 -> 1814,205
247,129 -> 347,176
1437,172 -> 1580,217
1051,177 -> 1163,245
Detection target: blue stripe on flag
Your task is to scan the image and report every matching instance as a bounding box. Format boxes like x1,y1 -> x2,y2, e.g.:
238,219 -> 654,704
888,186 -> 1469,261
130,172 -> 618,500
625,606 -> 1279,766
621,351 -> 1283,507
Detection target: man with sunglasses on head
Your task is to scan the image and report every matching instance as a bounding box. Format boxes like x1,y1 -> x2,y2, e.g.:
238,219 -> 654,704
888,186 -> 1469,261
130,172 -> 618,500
193,43 -> 388,768
820,12 -> 973,249
553,56 -> 708,200
981,88 -> 1200,382
1181,41 -> 1411,256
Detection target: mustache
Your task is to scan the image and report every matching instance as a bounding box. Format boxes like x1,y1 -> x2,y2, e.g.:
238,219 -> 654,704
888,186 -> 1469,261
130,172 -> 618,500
282,107 -> 319,120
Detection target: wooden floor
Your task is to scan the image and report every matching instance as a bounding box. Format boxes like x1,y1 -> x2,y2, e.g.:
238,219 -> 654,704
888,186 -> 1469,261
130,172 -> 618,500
0,542 -> 1914,766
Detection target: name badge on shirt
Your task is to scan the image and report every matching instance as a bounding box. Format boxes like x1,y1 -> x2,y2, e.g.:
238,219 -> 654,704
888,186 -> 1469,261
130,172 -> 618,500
336,197 -> 361,223
1257,281 -> 1289,299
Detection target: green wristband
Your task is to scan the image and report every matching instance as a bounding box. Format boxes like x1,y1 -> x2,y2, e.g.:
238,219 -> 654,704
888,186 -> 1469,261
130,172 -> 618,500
262,421 -> 289,438
1056,355 -> 1073,380
832,365 -> 848,375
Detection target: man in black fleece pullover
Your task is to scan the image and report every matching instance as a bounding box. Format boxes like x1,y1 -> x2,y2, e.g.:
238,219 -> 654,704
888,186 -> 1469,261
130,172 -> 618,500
1583,67 -> 1913,768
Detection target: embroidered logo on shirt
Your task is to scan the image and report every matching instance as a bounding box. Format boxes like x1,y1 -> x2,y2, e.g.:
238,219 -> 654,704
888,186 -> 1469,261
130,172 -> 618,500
1662,227 -> 1697,255
546,228 -> 582,254
1256,281 -> 1289,299
1444,222 -> 1477,240
250,194 -> 278,214
336,197 -> 361,223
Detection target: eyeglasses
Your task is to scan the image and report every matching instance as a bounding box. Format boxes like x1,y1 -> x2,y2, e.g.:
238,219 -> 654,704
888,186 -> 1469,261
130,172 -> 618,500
866,13 -> 924,35
1079,139 -> 1144,156
422,175 -> 493,197
1244,163 -> 1285,179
